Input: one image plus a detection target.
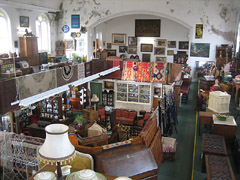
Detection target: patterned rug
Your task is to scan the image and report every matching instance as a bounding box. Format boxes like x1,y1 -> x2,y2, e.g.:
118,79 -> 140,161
16,70 -> 57,100
57,65 -> 78,87
152,62 -> 167,83
136,62 -> 153,82
122,61 -> 136,81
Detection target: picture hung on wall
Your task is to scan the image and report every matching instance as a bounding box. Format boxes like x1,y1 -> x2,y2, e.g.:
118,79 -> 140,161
156,56 -> 166,62
20,16 -> 29,27
112,33 -> 126,45
156,39 -> 167,46
135,19 -> 161,37
154,87 -> 162,97
174,51 -> 187,64
71,14 -> 80,28
106,49 -> 117,57
65,39 -> 76,50
107,43 -> 112,49
142,54 -> 151,62
154,47 -> 165,55
128,36 -> 137,46
77,39 -> 84,51
195,24 -> 203,39
190,43 -> 210,57
128,46 -> 137,54
167,50 -> 174,55
141,44 -> 153,52
104,81 -> 114,90
119,46 -> 128,53
168,41 -> 176,48
179,41 -> 189,50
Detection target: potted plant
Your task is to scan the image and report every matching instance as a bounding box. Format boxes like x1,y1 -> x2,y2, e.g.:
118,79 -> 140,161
74,115 -> 85,128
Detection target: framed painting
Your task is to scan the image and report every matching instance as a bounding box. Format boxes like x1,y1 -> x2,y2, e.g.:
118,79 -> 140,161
190,43 -> 210,58
128,36 -> 137,46
156,56 -> 166,62
65,39 -> 75,50
20,16 -> 29,27
142,54 -> 151,62
71,14 -> 80,28
106,49 -> 117,57
179,41 -> 189,50
141,44 -> 153,52
156,39 -> 167,46
112,33 -> 126,45
135,19 -> 161,37
128,46 -> 137,54
104,81 -> 114,89
107,43 -> 112,49
154,47 -> 165,55
154,87 -> 162,97
119,46 -> 128,53
195,24 -> 203,39
168,41 -> 176,48
167,50 -> 174,55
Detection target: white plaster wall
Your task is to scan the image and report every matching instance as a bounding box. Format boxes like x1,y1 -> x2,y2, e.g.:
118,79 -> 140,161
61,0 -> 240,81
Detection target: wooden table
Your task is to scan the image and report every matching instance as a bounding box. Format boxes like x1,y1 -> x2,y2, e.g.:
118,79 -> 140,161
212,115 -> 237,140
29,164 -> 117,180
95,144 -> 158,179
205,155 -> 235,180
198,111 -> 215,135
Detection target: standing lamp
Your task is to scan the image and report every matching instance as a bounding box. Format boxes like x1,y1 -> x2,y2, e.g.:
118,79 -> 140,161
91,94 -> 99,110
38,124 -> 76,180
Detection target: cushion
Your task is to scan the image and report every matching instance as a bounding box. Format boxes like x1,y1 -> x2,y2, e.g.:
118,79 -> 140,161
121,110 -> 129,118
162,137 -> 177,153
116,109 -> 122,117
180,85 -> 190,94
129,111 -> 137,119
137,120 -> 144,127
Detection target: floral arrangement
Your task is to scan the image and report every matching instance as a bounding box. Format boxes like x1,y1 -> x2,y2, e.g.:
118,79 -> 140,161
183,65 -> 191,74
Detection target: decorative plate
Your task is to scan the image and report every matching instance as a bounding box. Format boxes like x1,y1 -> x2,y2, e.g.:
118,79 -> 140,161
66,171 -> 106,180
34,171 -> 56,180
62,25 -> 70,33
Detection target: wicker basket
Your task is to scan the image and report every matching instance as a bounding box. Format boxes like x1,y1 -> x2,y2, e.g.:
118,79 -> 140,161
208,91 -> 230,113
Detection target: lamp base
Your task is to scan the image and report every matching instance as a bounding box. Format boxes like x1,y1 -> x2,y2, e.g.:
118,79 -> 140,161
57,162 -> 64,180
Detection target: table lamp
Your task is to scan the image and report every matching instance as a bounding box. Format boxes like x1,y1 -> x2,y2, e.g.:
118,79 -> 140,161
91,94 -> 99,110
38,124 -> 76,180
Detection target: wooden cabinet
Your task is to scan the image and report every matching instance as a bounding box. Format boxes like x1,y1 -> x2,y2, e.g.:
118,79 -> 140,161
19,37 -> 39,66
102,90 -> 114,106
39,96 -> 62,119
216,46 -> 232,69
83,109 -> 98,121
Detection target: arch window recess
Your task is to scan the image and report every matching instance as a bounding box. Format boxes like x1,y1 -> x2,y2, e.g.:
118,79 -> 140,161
36,14 -> 50,53
0,9 -> 11,54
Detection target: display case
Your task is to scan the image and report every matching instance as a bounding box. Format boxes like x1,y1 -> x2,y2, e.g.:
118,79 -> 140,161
102,90 -> 114,106
116,82 -> 151,104
40,96 -> 62,120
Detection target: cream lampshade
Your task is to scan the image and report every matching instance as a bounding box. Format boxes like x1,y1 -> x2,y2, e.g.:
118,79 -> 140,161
39,124 -> 76,179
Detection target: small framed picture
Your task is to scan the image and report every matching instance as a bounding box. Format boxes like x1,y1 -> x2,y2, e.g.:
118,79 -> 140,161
156,39 -> 167,46
141,44 -> 153,52
119,46 -> 128,53
142,54 -> 151,62
65,39 -> 76,50
107,43 -> 112,49
20,16 -> 29,27
71,14 -> 80,28
179,41 -> 189,50
154,87 -> 162,97
128,46 -> 137,54
106,49 -> 117,57
104,81 -> 114,89
156,56 -> 166,62
154,47 -> 165,55
128,36 -> 137,46
167,50 -> 174,55
168,41 -> 177,48
112,33 -> 126,45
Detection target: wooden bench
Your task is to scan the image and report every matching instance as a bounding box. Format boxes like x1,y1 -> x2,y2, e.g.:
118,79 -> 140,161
205,154 -> 235,180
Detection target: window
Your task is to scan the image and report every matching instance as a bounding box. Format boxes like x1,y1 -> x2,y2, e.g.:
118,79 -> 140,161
36,14 -> 50,52
0,9 -> 11,54
236,23 -> 240,54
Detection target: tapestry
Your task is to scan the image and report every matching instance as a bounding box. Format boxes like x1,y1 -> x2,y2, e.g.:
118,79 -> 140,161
16,70 -> 57,100
136,62 -> 153,82
152,62 -> 167,83
122,61 -> 137,81
57,65 -> 78,87
78,63 -> 85,79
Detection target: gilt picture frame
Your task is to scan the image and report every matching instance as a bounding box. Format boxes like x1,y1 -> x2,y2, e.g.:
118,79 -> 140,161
20,16 -> 29,27
112,33 -> 126,45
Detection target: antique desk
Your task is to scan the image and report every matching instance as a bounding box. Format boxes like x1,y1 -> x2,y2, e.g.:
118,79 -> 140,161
29,164 -> 117,180
205,155 -> 235,180
95,144 -> 158,179
212,115 -> 237,140
198,111 -> 215,135
202,134 -> 227,172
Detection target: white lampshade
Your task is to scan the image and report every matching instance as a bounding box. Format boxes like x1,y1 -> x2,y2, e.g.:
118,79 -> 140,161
39,124 -> 75,165
91,94 -> 99,102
